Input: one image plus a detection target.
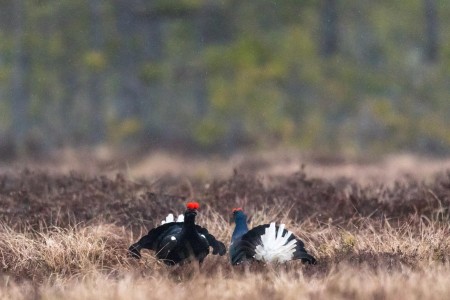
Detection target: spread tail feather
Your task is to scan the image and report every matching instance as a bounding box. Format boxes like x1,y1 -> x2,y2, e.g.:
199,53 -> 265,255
254,223 -> 297,263
161,213 -> 174,225
161,213 -> 184,224
294,244 -> 317,264
294,251 -> 317,264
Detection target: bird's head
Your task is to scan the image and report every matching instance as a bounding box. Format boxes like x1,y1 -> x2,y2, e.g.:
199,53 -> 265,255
231,208 -> 249,240
232,207 -> 247,223
185,202 -> 199,217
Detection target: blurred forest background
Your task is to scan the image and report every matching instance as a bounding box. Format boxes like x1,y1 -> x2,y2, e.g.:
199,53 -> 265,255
0,0 -> 449,160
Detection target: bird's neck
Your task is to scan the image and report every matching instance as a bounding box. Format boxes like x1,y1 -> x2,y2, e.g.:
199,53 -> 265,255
232,217 -> 248,241
183,214 -> 196,230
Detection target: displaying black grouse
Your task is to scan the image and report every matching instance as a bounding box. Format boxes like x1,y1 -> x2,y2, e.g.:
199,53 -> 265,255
128,202 -> 226,265
229,208 -> 316,265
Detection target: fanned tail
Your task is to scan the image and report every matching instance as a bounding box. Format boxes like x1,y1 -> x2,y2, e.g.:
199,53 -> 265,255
161,213 -> 184,225
293,243 -> 317,264
161,213 -> 174,225
254,223 -> 297,263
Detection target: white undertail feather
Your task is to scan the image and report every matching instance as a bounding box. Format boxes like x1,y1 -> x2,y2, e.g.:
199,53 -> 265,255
161,214 -> 174,225
176,214 -> 184,222
161,214 -> 184,225
254,223 -> 297,263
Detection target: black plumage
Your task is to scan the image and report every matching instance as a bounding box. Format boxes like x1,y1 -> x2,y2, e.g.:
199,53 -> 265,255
129,202 -> 226,265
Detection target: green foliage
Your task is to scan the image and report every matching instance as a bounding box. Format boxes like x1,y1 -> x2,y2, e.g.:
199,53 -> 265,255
139,62 -> 163,84
203,36 -> 291,146
194,118 -> 226,146
84,51 -> 107,72
339,231 -> 357,254
108,118 -> 143,144
153,0 -> 203,17
1,0 -> 450,154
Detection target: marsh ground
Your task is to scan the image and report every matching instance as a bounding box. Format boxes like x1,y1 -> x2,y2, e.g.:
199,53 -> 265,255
1,151 -> 450,299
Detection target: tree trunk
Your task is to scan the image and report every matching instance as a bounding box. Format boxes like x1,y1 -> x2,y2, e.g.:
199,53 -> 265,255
137,5 -> 164,139
88,0 -> 106,144
193,1 -> 214,118
424,0 -> 439,62
193,1 -> 231,117
10,0 -> 29,155
320,0 -> 339,57
115,0 -> 143,122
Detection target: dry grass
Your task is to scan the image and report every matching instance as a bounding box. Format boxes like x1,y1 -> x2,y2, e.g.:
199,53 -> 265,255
0,224 -> 129,280
1,153 -> 450,299
0,216 -> 449,299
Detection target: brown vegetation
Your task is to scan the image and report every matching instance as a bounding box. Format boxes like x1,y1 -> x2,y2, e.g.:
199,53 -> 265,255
1,155 -> 450,299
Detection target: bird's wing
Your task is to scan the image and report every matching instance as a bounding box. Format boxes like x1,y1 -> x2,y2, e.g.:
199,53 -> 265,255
229,239 -> 257,265
156,231 -> 181,259
229,226 -> 268,264
128,223 -> 182,259
195,225 -> 227,256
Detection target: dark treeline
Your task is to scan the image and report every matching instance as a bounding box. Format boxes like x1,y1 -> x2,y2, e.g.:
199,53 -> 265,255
0,0 -> 449,158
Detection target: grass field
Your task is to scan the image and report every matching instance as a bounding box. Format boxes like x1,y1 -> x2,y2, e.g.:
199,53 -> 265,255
1,153 -> 450,299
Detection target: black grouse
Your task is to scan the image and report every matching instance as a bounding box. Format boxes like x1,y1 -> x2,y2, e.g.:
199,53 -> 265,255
128,202 -> 226,265
229,208 -> 316,265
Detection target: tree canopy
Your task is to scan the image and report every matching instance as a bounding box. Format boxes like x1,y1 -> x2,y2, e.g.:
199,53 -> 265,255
1,0 -> 449,157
